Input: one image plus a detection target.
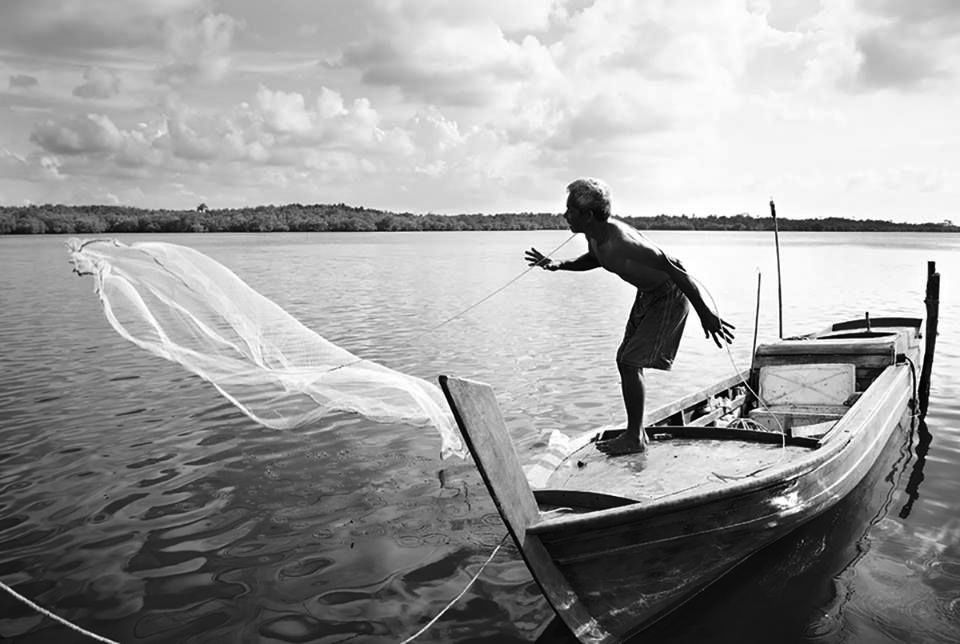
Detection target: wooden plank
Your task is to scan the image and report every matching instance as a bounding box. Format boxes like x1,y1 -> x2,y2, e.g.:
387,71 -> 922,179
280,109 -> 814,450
439,376 -> 614,644
831,317 -> 921,332
440,376 -> 538,538
816,365 -> 905,447
647,371 -> 748,425
754,354 -> 894,369
687,407 -> 723,426
755,337 -> 897,356
648,425 -> 819,447
759,363 -> 855,406
545,433 -> 810,507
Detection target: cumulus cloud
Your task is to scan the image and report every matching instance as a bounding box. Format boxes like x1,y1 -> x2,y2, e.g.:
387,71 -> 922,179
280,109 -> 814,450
30,113 -> 126,154
159,12 -> 239,84
855,30 -> 946,89
341,20 -> 555,108
5,0 -> 959,218
848,0 -> 960,90
72,67 -> 121,99
28,113 -> 164,170
9,74 -> 39,89
0,148 -> 64,181
253,85 -> 413,153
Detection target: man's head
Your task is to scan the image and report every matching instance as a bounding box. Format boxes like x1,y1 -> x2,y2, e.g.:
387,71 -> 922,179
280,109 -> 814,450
565,178 -> 611,232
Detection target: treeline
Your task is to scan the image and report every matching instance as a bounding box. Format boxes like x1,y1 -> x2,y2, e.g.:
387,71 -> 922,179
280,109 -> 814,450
1,203 -> 957,234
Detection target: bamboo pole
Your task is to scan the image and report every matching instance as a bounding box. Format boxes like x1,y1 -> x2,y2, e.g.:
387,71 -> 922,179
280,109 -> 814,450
918,261 -> 940,417
770,200 -> 783,339
751,271 -> 761,375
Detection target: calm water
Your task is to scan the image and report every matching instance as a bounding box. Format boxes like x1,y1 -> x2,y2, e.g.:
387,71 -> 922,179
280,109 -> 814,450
0,231 -> 957,643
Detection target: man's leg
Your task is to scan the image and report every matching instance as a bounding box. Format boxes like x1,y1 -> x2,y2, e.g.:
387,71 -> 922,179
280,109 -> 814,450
598,362 -> 647,454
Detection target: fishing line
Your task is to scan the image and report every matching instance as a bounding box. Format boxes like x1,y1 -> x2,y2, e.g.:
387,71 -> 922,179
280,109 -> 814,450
688,271 -> 792,480
326,232 -> 577,373
399,534 -> 509,643
409,233 -> 578,343
0,580 -> 118,643
396,236 -> 578,642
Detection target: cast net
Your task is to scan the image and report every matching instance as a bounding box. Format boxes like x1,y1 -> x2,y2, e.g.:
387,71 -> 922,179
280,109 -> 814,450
66,238 -> 465,460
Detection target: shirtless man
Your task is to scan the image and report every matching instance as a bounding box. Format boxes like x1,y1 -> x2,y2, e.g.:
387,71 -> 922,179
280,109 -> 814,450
524,178 -> 735,455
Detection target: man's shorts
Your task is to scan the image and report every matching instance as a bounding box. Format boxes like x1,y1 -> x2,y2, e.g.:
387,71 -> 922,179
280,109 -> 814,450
616,279 -> 689,371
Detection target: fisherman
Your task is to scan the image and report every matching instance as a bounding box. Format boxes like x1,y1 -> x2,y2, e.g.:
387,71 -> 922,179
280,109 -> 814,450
524,178 -> 735,455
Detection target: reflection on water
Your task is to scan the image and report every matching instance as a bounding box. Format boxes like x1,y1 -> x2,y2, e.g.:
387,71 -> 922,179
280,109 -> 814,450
900,417 -> 934,520
1,231 -> 959,643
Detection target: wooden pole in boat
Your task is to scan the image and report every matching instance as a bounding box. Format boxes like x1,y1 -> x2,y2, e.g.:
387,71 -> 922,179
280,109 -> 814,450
770,200 -> 783,339
918,261 -> 940,416
751,271 -> 761,375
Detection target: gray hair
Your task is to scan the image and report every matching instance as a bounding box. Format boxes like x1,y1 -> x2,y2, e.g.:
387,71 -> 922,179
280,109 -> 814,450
566,177 -> 611,220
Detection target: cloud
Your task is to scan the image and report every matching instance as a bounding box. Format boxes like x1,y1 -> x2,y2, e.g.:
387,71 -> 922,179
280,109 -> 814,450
0,0 -> 209,54
5,0 -> 958,219
159,12 -> 239,84
72,67 -> 121,99
30,113 -> 126,154
253,85 -> 413,154
848,1 -> 960,90
341,19 -> 556,108
0,147 -> 64,181
28,113 -> 164,170
9,74 -> 39,89
546,90 -> 672,150
854,29 -> 947,89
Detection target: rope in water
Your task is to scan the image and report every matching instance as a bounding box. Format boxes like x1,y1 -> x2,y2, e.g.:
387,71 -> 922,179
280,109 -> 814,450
399,536 -> 508,643
8,235 -> 775,642
3,236 -> 575,642
396,237 -> 577,641
0,580 -> 119,643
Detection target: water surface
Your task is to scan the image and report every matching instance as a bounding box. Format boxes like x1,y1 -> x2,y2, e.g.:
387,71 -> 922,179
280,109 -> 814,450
1,231 -> 958,642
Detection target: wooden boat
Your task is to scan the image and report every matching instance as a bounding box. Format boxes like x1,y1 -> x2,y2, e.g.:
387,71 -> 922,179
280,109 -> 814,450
439,315 -> 924,643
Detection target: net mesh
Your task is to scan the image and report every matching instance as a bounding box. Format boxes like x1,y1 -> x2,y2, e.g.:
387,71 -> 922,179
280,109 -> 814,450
67,238 -> 465,460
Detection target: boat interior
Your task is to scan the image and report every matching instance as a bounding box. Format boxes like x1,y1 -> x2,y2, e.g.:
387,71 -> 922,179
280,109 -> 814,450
525,317 -> 922,511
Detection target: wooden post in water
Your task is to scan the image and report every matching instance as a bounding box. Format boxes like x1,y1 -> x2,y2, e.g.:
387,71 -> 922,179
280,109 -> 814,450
918,261 -> 940,417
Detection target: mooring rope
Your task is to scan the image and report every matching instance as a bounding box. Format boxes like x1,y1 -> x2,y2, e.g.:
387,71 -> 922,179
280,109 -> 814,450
0,580 -> 119,643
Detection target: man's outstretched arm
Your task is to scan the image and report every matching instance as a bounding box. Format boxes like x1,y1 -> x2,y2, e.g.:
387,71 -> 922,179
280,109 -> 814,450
525,247 -> 600,272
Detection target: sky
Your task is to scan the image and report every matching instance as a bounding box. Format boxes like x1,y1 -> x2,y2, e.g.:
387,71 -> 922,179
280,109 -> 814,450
0,0 -> 958,222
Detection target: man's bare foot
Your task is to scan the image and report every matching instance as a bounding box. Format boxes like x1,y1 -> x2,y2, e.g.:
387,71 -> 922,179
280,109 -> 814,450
596,432 -> 646,456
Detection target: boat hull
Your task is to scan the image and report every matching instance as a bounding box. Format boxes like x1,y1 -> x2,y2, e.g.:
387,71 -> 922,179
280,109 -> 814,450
440,316 -> 923,643
529,365 -> 913,640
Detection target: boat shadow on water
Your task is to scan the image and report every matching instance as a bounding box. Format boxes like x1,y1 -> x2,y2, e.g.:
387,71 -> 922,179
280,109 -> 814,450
536,409 -> 925,644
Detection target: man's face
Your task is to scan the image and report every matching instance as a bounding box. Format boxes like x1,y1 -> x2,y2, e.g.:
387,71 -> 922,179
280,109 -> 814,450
564,195 -> 590,233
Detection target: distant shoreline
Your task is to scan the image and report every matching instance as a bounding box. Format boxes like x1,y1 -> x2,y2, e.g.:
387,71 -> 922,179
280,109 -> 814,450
2,204 -> 957,234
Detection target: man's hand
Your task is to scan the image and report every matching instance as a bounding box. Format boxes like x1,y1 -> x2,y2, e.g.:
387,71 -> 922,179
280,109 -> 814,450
701,312 -> 736,348
525,247 -> 558,271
